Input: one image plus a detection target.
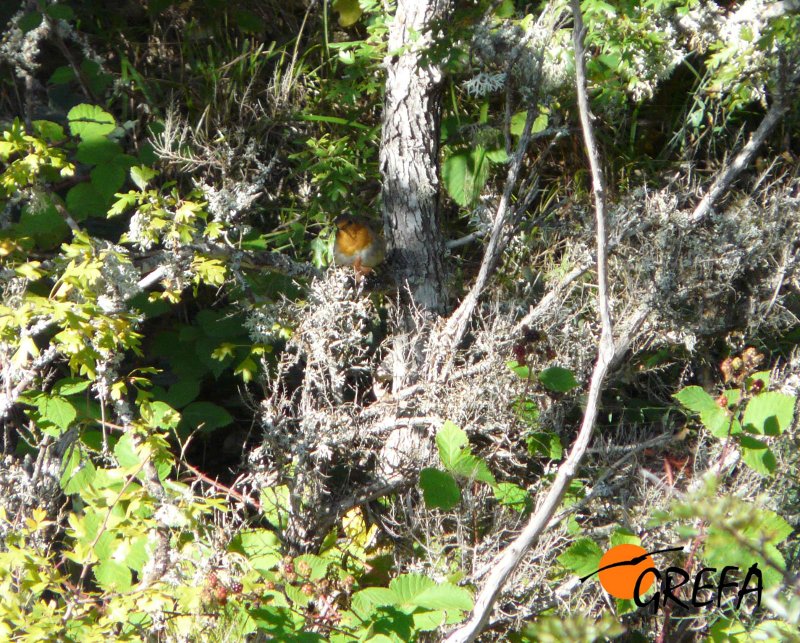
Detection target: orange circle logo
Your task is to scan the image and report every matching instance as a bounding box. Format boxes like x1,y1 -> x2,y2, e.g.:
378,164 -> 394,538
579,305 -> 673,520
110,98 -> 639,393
598,544 -> 656,599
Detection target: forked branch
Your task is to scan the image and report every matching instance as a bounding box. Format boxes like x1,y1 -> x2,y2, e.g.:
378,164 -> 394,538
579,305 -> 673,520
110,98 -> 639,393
444,3 -> 635,640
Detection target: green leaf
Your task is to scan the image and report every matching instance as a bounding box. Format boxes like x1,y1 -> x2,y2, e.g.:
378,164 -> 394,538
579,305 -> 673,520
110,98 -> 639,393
507,360 -> 530,379
37,394 -> 77,431
740,435 -> 776,475
493,482 -> 530,512
442,147 -> 489,207
18,12 -> 43,33
140,400 -> 180,430
52,378 -> 91,396
45,4 -> 75,20
16,199 -> 70,250
435,421 -> 468,470
61,447 -> 96,495
350,587 -> 397,618
557,538 -> 603,578
413,583 -> 473,610
67,104 -> 116,140
66,183 -> 107,221
229,529 -> 281,574
113,433 -> 140,468
538,367 -> 579,392
130,165 -> 157,190
742,392 -> 796,436
162,379 -> 201,409
333,0 -> 362,26
76,138 -> 123,165
178,401 -> 233,434
49,66 -> 75,85
674,386 -> 731,437
32,120 -> 65,142
450,452 -> 496,485
389,574 -> 436,605
420,468 -> 461,510
94,560 -> 132,593
90,164 -> 126,200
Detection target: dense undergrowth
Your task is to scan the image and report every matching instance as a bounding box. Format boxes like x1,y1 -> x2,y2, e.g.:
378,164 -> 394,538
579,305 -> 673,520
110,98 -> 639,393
0,0 -> 799,640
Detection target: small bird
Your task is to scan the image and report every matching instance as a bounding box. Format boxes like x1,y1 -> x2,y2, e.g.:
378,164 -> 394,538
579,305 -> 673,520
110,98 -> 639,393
333,215 -> 386,277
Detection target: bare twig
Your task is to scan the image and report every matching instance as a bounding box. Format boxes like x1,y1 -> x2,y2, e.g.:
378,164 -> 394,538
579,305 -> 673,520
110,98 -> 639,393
690,98 -> 790,224
444,4 -> 631,639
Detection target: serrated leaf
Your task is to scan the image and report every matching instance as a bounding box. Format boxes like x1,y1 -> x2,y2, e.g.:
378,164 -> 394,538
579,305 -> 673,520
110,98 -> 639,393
538,366 -> 579,392
37,394 -> 76,431
130,165 -> 157,190
435,421 -> 468,470
493,482 -> 530,512
94,560 -> 132,592
442,147 -> 489,207
450,452 -> 496,485
113,433 -> 140,468
740,435 -> 776,475
32,120 -> 65,142
743,392 -> 796,436
557,538 -> 603,578
68,104 -> 115,139
507,360 -> 530,379
350,587 -> 397,618
674,386 -> 732,437
52,378 -> 91,396
420,468 -> 461,510
49,66 -> 75,84
66,183 -> 107,220
76,138 -> 123,165
413,583 -> 473,610
178,401 -> 233,434
389,574 -> 436,604
229,529 -> 281,574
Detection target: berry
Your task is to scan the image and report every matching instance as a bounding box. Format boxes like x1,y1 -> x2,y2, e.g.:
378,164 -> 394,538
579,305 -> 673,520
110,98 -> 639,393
301,583 -> 314,597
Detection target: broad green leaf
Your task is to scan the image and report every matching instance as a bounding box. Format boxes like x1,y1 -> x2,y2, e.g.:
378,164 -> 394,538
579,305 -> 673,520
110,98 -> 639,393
493,482 -> 530,512
435,421 -> 468,470
742,392 -> 795,436
538,367 -> 579,392
66,183 -> 107,220
413,583 -> 473,610
333,0 -> 362,26
130,165 -> 157,190
32,120 -> 65,142
442,147 -> 489,207
389,574 -> 436,605
76,138 -> 123,164
450,452 -> 496,485
350,587 -> 397,618
94,560 -> 132,592
37,394 -> 76,431
507,360 -> 530,379
229,529 -> 281,574
674,386 -> 731,437
52,378 -> 91,396
113,433 -> 140,468
557,538 -> 603,578
68,104 -> 115,139
740,435 -> 776,475
178,401 -> 233,434
420,468 -> 461,510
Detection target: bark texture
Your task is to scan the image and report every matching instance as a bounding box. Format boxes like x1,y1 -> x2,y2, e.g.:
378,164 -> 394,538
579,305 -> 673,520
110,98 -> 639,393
380,0 -> 450,315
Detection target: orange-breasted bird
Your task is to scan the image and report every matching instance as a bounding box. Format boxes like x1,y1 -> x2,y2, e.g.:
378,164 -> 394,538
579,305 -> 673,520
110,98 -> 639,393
333,215 -> 386,276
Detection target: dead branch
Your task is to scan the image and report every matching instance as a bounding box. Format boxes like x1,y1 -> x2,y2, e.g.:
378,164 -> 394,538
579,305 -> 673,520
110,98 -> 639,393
444,3 -> 629,638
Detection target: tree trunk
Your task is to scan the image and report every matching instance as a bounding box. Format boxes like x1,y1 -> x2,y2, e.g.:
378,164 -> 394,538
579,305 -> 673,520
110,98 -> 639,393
380,0 -> 450,316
